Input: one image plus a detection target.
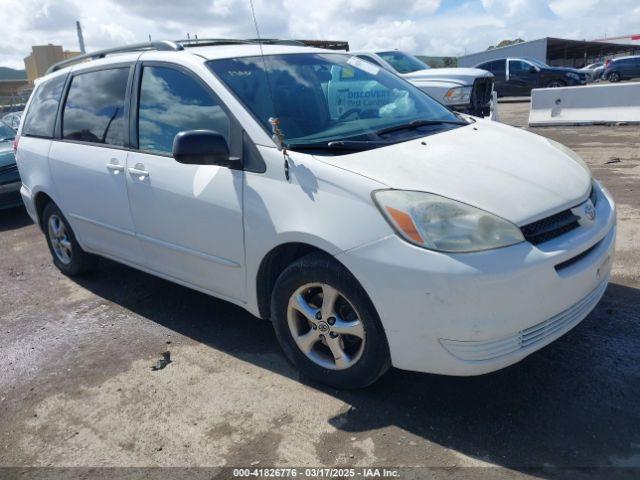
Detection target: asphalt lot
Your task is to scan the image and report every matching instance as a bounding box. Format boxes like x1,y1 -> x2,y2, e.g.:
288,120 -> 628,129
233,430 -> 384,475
1,102 -> 639,478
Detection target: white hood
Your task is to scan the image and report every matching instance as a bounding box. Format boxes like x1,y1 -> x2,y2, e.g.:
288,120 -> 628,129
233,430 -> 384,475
403,68 -> 493,86
316,120 -> 591,226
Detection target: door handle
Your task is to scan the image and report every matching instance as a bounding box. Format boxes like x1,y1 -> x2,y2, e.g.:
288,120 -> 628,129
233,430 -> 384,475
106,163 -> 125,172
128,166 -> 149,179
106,158 -> 124,173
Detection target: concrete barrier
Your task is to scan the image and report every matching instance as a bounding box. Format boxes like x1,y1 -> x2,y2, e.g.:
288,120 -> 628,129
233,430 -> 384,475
529,82 -> 640,126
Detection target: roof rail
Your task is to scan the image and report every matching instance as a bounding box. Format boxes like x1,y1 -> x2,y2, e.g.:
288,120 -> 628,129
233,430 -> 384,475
46,40 -> 184,74
176,38 -> 253,47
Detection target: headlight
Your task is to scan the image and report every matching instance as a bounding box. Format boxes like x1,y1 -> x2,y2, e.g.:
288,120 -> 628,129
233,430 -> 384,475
566,72 -> 580,81
373,190 -> 524,253
546,138 -> 590,174
443,86 -> 472,104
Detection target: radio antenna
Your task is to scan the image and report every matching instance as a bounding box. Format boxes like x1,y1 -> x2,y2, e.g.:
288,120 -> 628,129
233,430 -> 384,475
248,0 -> 290,180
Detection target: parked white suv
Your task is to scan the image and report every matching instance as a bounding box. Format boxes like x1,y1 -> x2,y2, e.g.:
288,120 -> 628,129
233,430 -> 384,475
353,50 -> 495,117
16,40 -> 615,388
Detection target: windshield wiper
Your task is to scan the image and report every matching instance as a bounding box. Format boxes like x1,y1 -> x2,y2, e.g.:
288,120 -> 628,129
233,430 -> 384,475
288,140 -> 392,152
375,118 -> 468,136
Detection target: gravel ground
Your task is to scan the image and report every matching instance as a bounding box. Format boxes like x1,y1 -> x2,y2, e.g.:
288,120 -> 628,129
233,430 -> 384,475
1,102 -> 639,479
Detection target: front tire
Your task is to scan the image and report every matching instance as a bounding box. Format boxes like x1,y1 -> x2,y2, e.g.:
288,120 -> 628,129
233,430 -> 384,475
271,253 -> 390,389
43,202 -> 97,276
546,80 -> 566,88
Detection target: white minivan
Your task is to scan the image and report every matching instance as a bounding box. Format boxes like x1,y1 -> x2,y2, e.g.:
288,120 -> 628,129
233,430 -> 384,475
16,40 -> 616,388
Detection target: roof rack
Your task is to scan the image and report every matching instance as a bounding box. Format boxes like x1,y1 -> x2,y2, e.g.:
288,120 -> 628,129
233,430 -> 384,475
245,39 -> 307,46
44,37 -> 350,76
46,40 -> 184,74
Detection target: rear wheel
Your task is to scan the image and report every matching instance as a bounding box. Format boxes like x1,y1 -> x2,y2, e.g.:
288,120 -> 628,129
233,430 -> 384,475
608,71 -> 621,82
271,253 -> 390,389
43,202 -> 97,276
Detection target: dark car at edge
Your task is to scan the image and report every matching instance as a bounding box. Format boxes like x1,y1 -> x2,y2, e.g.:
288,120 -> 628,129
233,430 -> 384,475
603,55 -> 640,83
0,120 -> 22,210
474,57 -> 588,96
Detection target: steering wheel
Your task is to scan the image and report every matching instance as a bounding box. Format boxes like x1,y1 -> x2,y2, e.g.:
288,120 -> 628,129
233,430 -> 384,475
338,108 -> 362,121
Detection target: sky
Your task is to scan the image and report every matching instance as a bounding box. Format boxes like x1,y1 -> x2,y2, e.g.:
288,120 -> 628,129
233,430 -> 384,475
0,0 -> 638,69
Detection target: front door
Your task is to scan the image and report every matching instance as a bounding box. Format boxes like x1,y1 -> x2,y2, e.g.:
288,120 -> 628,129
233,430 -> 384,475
48,66 -> 143,264
125,64 -> 245,301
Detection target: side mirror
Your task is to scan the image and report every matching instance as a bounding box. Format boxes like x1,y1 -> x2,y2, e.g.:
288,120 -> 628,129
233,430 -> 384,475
172,130 -> 239,168
528,66 -> 537,73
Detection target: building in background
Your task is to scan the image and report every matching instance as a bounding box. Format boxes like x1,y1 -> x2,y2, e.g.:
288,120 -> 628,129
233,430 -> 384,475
593,34 -> 640,45
24,45 -> 80,82
458,37 -> 640,68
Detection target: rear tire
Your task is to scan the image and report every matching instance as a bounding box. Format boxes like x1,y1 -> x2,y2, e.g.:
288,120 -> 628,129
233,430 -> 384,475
271,253 -> 390,389
43,202 -> 97,276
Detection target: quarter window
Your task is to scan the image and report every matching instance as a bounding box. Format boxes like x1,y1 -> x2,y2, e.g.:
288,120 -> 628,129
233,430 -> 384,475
137,66 -> 230,155
22,75 -> 66,138
62,68 -> 129,146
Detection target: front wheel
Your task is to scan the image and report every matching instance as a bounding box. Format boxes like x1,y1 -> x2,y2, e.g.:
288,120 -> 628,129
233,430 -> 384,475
608,71 -> 621,83
43,202 -> 97,276
546,80 -> 566,88
271,253 -> 390,389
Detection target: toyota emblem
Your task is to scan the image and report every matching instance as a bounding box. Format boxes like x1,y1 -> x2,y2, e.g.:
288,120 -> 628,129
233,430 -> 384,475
584,203 -> 596,221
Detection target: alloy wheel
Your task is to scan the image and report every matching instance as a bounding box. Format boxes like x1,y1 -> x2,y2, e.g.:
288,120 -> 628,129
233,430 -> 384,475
48,214 -> 72,265
287,283 -> 366,370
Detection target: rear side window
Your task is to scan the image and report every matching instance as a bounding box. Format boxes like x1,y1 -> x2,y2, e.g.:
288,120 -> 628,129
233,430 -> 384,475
137,66 -> 230,155
22,75 -> 66,138
62,68 -> 129,146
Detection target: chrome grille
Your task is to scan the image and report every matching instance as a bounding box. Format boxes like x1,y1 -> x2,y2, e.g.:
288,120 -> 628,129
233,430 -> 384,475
470,77 -> 493,110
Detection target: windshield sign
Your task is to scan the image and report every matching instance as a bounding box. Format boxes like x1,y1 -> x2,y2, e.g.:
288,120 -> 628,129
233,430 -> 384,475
208,53 -> 460,150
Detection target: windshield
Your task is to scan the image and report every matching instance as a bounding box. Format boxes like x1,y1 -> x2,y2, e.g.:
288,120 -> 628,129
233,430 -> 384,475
0,121 -> 15,141
524,58 -> 550,69
208,53 -> 460,149
377,51 -> 430,74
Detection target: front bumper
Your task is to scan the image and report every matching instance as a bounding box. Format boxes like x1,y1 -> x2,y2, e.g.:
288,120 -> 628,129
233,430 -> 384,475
336,182 -> 616,375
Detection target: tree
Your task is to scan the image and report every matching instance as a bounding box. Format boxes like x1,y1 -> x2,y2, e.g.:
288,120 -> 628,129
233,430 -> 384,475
487,38 -> 525,50
442,57 -> 457,67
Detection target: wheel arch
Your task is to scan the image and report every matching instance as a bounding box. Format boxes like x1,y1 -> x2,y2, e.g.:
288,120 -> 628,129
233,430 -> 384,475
256,242 -> 336,320
33,190 -> 55,230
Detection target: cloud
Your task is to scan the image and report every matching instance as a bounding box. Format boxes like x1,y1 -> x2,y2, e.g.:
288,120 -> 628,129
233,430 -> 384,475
0,0 -> 637,70
28,0 -> 79,31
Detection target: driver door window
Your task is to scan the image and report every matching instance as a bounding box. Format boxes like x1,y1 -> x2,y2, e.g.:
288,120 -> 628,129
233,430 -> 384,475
508,60 -> 536,95
137,66 -> 230,155
509,60 -> 530,74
